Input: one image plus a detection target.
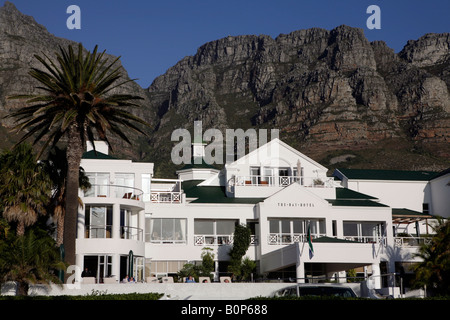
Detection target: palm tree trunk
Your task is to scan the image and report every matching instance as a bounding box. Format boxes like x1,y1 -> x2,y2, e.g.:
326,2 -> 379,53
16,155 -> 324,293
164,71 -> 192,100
56,214 -> 64,246
63,125 -> 84,270
17,220 -> 25,237
17,281 -> 29,296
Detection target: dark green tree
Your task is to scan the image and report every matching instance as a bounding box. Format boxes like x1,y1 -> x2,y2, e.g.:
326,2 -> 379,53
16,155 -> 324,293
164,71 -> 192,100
228,224 -> 251,281
0,227 -> 66,296
6,43 -> 149,266
0,143 -> 52,236
412,217 -> 450,296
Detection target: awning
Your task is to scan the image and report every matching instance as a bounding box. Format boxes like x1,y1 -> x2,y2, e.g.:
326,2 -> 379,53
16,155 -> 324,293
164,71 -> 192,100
392,208 -> 433,224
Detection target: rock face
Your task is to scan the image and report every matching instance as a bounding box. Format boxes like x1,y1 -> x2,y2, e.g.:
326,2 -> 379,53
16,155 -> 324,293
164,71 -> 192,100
0,2 -> 155,158
0,2 -> 449,173
146,25 -> 450,169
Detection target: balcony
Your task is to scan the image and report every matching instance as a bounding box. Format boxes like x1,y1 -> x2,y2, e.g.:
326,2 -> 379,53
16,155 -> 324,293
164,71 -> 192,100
235,175 -> 334,188
194,235 -> 233,246
150,178 -> 183,204
394,236 -> 431,247
83,184 -> 143,201
85,225 -> 143,241
268,233 -> 325,245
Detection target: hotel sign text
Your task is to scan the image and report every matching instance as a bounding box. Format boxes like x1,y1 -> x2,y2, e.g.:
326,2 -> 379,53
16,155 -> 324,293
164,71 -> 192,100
277,202 -> 315,208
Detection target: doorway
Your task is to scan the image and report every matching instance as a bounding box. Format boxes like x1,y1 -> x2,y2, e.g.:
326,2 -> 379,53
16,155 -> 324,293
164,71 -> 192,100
83,255 -> 112,283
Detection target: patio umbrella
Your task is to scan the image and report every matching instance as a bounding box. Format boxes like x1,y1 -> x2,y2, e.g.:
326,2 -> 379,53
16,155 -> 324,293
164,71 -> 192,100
128,250 -> 134,279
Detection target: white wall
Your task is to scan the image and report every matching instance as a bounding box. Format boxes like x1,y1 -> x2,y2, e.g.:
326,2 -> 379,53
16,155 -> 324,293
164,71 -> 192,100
430,173 -> 450,218
347,180 -> 430,212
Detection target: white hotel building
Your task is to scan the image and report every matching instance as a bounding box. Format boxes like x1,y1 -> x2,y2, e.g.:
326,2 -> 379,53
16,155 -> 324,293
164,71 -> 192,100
76,139 -> 448,291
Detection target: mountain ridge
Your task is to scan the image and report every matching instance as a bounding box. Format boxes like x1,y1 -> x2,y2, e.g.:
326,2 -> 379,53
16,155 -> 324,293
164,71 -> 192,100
0,2 -> 449,176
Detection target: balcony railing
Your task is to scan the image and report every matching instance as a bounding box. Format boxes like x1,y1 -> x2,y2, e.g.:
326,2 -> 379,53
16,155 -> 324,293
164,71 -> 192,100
194,235 -> 233,246
121,226 -> 143,241
268,233 -> 325,245
394,236 -> 431,247
150,191 -> 182,203
84,184 -> 143,201
235,175 -> 334,188
85,224 -> 143,241
150,178 -> 183,204
85,225 -> 112,239
344,235 -> 386,244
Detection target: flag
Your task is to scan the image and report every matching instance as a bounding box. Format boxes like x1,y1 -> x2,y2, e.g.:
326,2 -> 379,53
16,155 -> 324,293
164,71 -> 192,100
307,223 -> 314,258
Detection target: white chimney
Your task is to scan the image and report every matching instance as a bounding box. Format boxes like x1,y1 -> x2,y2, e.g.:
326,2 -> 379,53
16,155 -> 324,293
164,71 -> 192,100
86,141 -> 109,155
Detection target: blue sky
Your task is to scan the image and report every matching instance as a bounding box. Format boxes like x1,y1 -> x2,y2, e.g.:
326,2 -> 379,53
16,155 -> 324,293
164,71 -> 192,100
2,0 -> 449,87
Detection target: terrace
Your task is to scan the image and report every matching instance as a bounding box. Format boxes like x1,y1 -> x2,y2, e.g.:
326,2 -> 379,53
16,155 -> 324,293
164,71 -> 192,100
150,178 -> 183,204
235,175 -> 334,188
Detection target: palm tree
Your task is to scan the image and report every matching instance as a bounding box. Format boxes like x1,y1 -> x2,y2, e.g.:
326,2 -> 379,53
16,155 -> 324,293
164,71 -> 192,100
6,43 -> 149,267
0,143 -> 52,236
0,227 -> 66,296
412,217 -> 450,296
43,146 -> 91,246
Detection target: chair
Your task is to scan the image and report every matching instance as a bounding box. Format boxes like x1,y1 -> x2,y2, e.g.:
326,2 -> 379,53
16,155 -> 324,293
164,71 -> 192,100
162,276 -> 174,283
220,276 -> 232,283
82,277 -> 96,284
103,277 -> 116,284
199,277 -> 210,283
146,276 -> 159,283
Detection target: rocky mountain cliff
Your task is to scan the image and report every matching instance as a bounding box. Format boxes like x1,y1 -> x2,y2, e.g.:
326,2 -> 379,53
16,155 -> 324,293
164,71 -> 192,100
145,26 -> 450,175
0,2 -> 156,158
1,2 -> 449,176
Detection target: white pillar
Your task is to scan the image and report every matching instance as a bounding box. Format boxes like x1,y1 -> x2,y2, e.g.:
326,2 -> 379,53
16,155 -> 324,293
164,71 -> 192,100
112,253 -> 120,282
296,243 -> 305,283
372,263 -> 381,289
138,210 -> 145,242
296,261 -> 305,283
77,205 -> 85,239
113,203 -> 120,239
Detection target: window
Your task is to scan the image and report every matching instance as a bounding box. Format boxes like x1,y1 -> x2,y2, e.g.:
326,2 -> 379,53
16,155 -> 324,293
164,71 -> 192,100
147,218 -> 186,244
85,206 -> 112,238
422,203 -> 429,214
85,173 -> 110,197
343,221 -> 384,243
194,219 -> 237,245
269,219 -> 325,244
250,167 -> 260,185
332,220 -> 337,237
115,173 -> 135,198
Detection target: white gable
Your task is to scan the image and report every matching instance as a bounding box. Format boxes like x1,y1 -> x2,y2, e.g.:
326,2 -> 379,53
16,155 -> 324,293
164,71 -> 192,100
230,138 -> 327,172
262,181 -> 331,210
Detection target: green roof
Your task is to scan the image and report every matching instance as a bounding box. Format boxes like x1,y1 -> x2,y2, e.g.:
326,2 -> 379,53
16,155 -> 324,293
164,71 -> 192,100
82,150 -> 118,160
326,199 -> 389,207
178,157 -> 218,171
335,168 -> 439,181
182,180 -> 265,204
335,188 -> 377,200
392,208 -> 433,223
313,236 -> 359,244
327,187 -> 386,207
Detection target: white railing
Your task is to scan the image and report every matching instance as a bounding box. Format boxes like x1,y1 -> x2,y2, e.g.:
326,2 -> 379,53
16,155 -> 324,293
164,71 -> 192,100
150,178 -> 183,204
194,235 -> 233,246
120,226 -> 143,241
394,237 -> 431,247
344,236 -> 386,245
85,225 -> 143,240
150,191 -> 182,203
84,184 -> 143,200
235,175 -> 334,188
268,233 -> 325,245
